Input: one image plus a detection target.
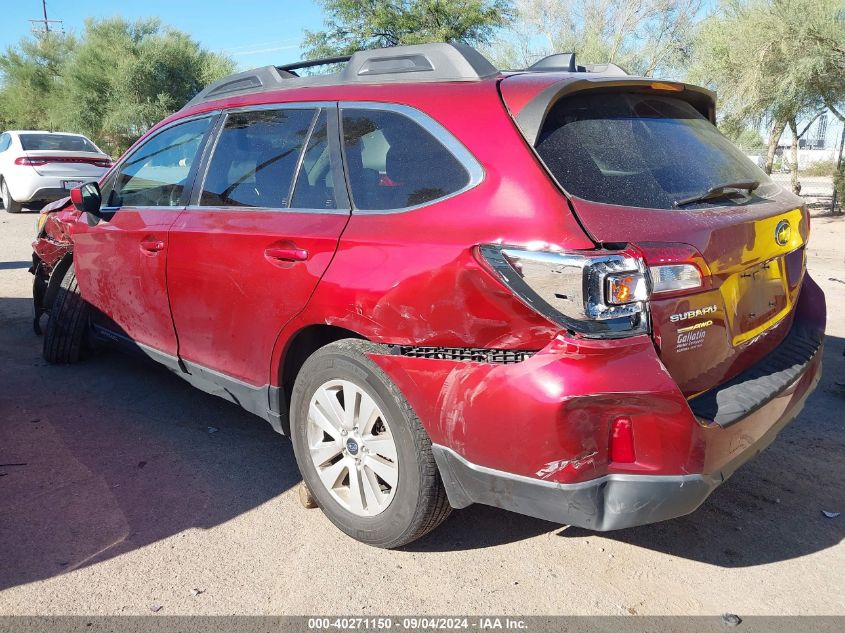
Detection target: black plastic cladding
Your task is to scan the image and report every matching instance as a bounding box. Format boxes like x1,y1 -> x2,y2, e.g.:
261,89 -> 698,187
392,346 -> 536,364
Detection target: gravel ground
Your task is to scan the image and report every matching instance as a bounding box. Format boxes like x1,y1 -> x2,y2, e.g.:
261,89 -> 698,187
0,208 -> 843,616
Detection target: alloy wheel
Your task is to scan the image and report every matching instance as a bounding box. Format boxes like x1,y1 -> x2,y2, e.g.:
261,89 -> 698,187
306,379 -> 399,517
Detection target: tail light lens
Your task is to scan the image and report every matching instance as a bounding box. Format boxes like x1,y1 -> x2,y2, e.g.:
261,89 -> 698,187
15,157 -> 47,166
477,245 -> 650,339
606,272 -> 648,305
14,156 -> 112,168
649,264 -> 702,294
636,243 -> 710,299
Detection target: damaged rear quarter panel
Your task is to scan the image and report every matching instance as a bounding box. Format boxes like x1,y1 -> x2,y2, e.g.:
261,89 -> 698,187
369,334 -> 698,484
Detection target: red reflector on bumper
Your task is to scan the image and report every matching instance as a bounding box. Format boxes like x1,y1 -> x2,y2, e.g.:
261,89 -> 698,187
609,416 -> 636,463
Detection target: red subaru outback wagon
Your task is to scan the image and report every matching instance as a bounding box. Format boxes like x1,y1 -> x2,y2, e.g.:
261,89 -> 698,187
31,43 -> 825,548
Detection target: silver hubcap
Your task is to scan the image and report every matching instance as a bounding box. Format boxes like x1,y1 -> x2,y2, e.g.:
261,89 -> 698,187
306,379 -> 398,517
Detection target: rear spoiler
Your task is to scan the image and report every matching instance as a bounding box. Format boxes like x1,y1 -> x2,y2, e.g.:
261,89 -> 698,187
510,77 -> 717,146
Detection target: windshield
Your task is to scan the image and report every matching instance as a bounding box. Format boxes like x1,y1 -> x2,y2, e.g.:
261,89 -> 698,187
535,92 -> 777,210
19,133 -> 100,153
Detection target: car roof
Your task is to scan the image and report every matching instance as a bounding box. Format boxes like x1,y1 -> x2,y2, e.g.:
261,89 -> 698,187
181,42 -> 498,111
179,43 -> 639,113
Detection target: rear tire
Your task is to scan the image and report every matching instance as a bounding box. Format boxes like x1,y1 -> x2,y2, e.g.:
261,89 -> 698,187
43,264 -> 90,364
1,179 -> 23,214
290,339 -> 451,548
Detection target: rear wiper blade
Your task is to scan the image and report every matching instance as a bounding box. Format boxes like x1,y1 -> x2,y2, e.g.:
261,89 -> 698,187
674,180 -> 760,208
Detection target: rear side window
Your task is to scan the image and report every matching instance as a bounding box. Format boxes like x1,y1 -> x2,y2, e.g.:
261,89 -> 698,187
19,133 -> 99,153
341,108 -> 469,210
535,92 -> 776,210
200,108 -> 315,208
108,117 -> 210,208
290,110 -> 337,210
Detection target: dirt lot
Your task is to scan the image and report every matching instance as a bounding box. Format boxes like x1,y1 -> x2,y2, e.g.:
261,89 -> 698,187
0,209 -> 843,616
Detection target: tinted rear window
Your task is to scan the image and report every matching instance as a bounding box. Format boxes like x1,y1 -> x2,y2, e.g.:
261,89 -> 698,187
341,109 -> 469,210
19,133 -> 99,153
535,93 -> 776,210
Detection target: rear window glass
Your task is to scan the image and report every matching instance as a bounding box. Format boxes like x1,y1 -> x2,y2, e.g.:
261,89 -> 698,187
201,108 -> 314,208
19,133 -> 99,153
341,109 -> 469,210
535,93 -> 777,210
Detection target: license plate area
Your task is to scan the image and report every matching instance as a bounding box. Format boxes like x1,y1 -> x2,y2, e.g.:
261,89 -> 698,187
723,256 -> 790,346
62,180 -> 84,190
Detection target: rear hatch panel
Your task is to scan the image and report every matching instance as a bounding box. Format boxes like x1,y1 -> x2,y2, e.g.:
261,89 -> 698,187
499,73 -> 809,396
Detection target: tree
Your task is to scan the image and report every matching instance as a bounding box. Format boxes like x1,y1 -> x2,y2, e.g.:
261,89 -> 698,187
0,18 -> 234,156
0,32 -> 76,130
56,18 -> 235,155
488,0 -> 702,76
303,0 -> 515,59
691,0 -> 845,191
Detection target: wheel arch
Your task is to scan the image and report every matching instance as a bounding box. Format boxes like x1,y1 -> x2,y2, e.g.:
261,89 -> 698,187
275,323 -> 367,434
43,253 -> 74,313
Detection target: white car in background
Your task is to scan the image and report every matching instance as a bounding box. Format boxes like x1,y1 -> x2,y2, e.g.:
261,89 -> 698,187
0,130 -> 112,213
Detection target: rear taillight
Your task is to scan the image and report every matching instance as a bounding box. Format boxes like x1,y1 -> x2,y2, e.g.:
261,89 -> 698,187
649,264 -> 702,294
636,243 -> 711,299
15,157 -> 47,166
14,156 -> 111,168
477,245 -> 650,338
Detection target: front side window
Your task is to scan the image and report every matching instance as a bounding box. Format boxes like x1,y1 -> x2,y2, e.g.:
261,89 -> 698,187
108,117 -> 211,208
535,92 -> 778,210
341,108 -> 469,210
200,108 -> 314,208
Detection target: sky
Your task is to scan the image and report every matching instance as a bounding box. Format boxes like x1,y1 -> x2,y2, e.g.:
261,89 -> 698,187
2,0 -> 840,148
0,0 -> 325,70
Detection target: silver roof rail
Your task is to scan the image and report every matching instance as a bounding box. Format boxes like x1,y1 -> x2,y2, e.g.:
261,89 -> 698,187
182,42 -> 498,110
526,53 -> 629,76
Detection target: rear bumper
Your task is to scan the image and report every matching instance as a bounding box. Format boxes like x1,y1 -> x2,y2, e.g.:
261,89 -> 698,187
20,187 -> 80,204
370,275 -> 826,531
432,340 -> 821,530
7,173 -> 102,203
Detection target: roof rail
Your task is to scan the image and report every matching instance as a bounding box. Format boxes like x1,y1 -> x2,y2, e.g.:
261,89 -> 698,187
181,42 -> 499,110
278,55 -> 352,76
526,53 -> 629,76
183,65 -> 295,110
529,53 -> 577,72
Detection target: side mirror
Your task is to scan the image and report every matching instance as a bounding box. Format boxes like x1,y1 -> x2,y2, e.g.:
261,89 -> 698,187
70,182 -> 102,226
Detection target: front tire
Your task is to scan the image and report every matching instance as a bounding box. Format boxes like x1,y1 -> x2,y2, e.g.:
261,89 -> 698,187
290,339 -> 451,548
43,264 -> 90,363
1,179 -> 23,213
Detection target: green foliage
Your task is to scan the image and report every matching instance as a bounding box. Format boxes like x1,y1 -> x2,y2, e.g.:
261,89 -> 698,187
0,18 -> 234,156
731,128 -> 767,150
0,33 -> 76,130
487,0 -> 702,77
834,166 -> 845,209
691,0 -> 845,132
303,0 -> 514,59
800,159 -> 837,176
